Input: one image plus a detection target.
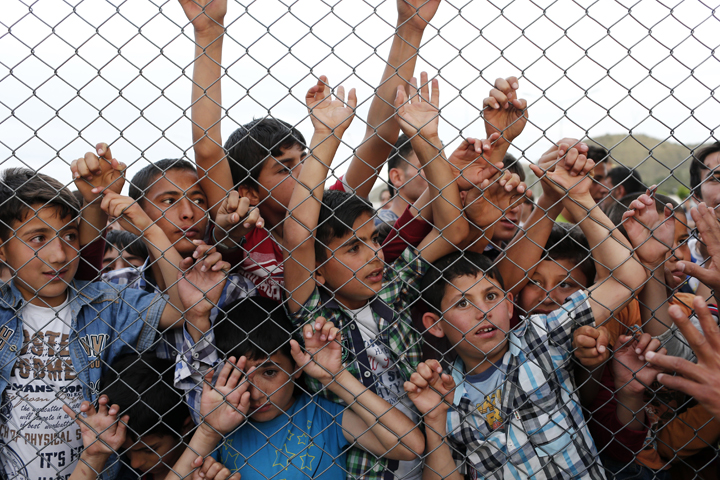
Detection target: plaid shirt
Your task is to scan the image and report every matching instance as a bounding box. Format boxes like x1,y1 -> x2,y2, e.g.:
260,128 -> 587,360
288,247 -> 428,480
103,262 -> 256,424
446,290 -> 606,480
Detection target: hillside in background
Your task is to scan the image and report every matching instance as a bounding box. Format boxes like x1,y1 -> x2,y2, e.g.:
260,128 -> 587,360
585,134 -> 701,195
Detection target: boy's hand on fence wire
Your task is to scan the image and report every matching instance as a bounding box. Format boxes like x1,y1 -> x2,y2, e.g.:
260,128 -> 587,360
613,334 -> 664,397
190,456 -> 240,480
529,147 -> 594,199
447,133 -> 504,191
462,170 -> 526,229
72,143 -> 126,205
403,360 -> 455,422
100,192 -> 153,235
200,356 -> 252,437
178,241 -> 229,318
290,317 -> 343,385
535,139 -> 590,205
63,395 -> 128,460
675,203 -> 720,292
215,191 -> 264,245
306,75 -> 357,137
179,0 -> 227,35
646,296 -> 720,419
572,325 -> 610,368
622,188 -> 674,267
396,72 -> 440,142
397,0 -> 441,32
483,76 -> 528,146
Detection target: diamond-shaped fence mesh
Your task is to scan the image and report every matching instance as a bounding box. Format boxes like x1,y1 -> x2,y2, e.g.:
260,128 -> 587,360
1,0 -> 719,479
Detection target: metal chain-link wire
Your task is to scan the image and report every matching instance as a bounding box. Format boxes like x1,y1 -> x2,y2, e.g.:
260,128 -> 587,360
1,0 -> 719,479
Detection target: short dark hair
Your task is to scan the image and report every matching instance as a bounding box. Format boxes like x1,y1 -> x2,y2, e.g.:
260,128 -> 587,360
100,353 -> 190,441
421,252 -> 505,314
0,168 -> 80,240
690,142 -> 720,197
607,165 -> 645,196
607,192 -> 680,239
544,223 -> 595,287
213,297 -> 298,363
224,118 -> 306,189
387,134 -> 415,173
503,154 -> 526,182
128,159 -> 198,204
315,190 -> 375,262
104,230 -> 149,262
586,145 -> 610,164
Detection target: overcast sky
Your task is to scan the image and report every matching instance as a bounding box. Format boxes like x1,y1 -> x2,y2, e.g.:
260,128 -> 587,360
1,0 -> 718,195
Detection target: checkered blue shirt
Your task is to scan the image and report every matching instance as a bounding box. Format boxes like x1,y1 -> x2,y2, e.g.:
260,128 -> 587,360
102,261 -> 256,423
446,290 -> 606,480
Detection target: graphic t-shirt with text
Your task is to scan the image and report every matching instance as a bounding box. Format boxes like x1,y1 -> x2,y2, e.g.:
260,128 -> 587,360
0,300 -> 83,480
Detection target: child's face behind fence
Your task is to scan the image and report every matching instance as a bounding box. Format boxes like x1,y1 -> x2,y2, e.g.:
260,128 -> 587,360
245,352 -> 302,423
0,205 -> 79,307
140,169 -> 209,257
424,274 -> 513,373
518,258 -> 588,316
123,432 -> 184,478
315,212 -> 385,310
240,144 -> 305,222
698,152 -> 720,218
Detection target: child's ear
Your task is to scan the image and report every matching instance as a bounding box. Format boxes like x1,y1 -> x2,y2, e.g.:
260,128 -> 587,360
293,363 -> 303,380
505,292 -> 514,320
615,185 -> 626,201
314,261 -> 327,286
422,312 -> 445,339
180,416 -> 194,436
388,168 -> 404,189
237,185 -> 260,205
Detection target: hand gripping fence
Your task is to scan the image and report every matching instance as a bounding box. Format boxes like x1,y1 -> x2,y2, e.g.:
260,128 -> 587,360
0,0 -> 719,479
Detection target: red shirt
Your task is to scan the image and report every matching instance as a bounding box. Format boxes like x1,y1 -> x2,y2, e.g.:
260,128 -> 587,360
238,178 -> 346,301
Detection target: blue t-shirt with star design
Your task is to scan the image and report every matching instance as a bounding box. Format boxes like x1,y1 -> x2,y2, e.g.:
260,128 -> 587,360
215,392 -> 348,480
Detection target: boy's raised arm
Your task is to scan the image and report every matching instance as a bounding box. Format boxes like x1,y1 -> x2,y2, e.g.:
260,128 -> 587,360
395,74 -> 468,263
72,143 -> 126,245
180,0 -> 232,219
403,361 -> 462,480
164,357 -> 252,480
290,317 -> 425,460
499,139 -> 591,294
530,149 -> 646,325
283,77 -> 356,313
64,396 -> 128,480
344,0 -> 440,197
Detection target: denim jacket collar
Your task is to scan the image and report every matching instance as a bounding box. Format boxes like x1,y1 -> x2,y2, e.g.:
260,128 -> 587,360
1,279 -> 108,321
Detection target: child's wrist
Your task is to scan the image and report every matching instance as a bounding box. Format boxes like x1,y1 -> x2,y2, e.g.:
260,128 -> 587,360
79,450 -> 111,467
562,193 -> 595,211
197,422 -> 224,442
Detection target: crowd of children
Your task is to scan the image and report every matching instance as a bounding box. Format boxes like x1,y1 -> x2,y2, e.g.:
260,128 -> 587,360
1,0 -> 720,479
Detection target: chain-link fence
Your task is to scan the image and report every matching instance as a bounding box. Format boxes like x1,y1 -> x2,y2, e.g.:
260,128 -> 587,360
1,0 -> 720,479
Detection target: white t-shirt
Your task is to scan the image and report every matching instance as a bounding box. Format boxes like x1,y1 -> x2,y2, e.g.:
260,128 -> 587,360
349,304 -> 421,480
0,299 -> 84,480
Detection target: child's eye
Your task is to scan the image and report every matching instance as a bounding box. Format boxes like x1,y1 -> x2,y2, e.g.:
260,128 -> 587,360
457,299 -> 469,308
193,197 -> 206,206
162,198 -> 175,205
486,292 -> 498,302
30,235 -> 45,244
263,369 -> 278,378
558,282 -> 572,289
348,244 -> 359,253
64,233 -> 77,242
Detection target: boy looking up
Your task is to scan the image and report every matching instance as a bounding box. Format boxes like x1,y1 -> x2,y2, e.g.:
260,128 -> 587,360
405,150 -> 646,479
181,0 -> 441,301
0,168 -> 225,480
163,304 -> 424,480
284,74 -> 470,480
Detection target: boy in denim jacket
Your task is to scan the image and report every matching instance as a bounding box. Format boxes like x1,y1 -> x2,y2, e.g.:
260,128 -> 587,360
0,167 -> 227,480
